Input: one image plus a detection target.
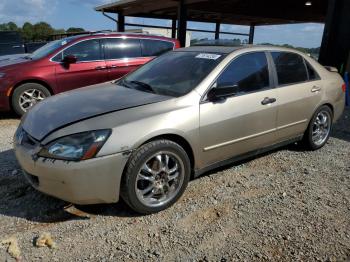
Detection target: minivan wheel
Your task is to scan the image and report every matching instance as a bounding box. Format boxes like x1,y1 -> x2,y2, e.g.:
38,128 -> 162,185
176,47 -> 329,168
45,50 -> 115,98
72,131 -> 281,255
302,105 -> 333,150
12,83 -> 51,116
121,140 -> 191,214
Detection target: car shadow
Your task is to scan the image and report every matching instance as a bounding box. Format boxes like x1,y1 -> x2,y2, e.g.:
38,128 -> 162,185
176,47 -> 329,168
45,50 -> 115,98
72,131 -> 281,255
330,107 -> 350,143
0,112 -> 19,120
0,108 -> 348,222
0,149 -> 139,223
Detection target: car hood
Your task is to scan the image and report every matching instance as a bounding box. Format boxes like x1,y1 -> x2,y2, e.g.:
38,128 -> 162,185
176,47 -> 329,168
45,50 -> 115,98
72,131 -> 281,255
0,55 -> 31,68
22,83 -> 172,141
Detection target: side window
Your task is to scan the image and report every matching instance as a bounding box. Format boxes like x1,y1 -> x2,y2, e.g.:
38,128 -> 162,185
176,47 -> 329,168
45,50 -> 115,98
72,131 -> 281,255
215,52 -> 270,94
141,39 -> 174,57
271,52 -> 308,85
62,39 -> 101,62
305,60 -> 319,81
104,38 -> 141,59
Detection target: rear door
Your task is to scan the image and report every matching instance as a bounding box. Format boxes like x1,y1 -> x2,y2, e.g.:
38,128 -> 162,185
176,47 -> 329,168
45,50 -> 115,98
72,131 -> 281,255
199,52 -> 278,166
54,39 -> 108,93
270,52 -> 323,141
103,38 -> 150,81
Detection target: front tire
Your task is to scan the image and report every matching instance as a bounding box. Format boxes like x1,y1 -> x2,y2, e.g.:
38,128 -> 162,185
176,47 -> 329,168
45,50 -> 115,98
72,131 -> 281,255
302,105 -> 333,150
121,140 -> 191,214
12,83 -> 51,116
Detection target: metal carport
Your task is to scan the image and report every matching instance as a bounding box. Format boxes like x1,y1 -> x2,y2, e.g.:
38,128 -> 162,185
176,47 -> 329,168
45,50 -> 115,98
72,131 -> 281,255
95,0 -> 350,71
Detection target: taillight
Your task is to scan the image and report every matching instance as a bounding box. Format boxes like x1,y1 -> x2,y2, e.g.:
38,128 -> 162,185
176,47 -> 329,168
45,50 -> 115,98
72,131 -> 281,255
342,83 -> 346,93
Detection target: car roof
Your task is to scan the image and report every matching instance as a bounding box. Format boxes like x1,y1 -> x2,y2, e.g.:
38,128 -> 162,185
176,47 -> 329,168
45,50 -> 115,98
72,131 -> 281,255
175,45 -> 244,54
69,32 -> 178,42
175,45 -> 308,56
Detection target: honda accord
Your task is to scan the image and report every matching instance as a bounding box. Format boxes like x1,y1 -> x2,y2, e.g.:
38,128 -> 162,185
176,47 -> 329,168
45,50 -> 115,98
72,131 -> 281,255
14,46 -> 346,214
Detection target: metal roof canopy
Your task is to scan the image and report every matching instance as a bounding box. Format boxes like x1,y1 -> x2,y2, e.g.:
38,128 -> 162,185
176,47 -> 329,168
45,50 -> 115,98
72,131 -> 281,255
95,0 -> 350,71
95,0 -> 328,25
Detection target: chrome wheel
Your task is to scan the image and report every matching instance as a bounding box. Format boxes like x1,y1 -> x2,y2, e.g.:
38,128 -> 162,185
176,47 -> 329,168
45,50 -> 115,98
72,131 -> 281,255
19,89 -> 46,112
312,110 -> 331,146
135,151 -> 185,208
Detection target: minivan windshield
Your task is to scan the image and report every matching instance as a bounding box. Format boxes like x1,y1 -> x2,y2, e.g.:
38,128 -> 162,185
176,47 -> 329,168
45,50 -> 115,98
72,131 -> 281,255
119,51 -> 225,97
28,36 -> 78,60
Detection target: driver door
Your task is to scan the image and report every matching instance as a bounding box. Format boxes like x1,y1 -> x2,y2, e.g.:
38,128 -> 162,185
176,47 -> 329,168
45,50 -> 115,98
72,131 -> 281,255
199,52 -> 278,166
54,39 -> 108,93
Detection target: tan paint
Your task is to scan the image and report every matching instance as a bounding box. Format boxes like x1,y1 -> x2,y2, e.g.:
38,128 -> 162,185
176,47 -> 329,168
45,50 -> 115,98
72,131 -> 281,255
14,45 -> 346,205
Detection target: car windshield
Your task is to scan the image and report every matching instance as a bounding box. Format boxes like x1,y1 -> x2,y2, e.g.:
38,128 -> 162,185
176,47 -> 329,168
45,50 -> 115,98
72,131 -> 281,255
118,51 -> 225,97
28,37 -> 77,60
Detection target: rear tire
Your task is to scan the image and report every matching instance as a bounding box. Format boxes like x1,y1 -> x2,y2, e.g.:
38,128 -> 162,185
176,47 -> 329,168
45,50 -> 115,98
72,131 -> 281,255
120,139 -> 191,214
302,105 -> 333,150
12,83 -> 51,116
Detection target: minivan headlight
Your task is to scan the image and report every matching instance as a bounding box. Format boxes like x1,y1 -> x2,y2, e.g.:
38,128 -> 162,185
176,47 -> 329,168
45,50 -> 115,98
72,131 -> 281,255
38,130 -> 111,161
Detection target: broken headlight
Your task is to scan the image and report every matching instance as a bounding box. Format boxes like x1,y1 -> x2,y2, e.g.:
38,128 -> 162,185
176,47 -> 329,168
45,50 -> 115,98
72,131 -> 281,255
38,130 -> 111,161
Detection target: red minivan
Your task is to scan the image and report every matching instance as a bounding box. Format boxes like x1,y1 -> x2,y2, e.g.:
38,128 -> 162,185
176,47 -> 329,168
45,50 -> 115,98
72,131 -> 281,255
0,32 -> 180,115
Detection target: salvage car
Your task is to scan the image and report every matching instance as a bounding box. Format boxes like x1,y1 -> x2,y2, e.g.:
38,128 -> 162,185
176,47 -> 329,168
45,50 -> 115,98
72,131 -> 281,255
0,32 -> 179,115
14,46 -> 346,214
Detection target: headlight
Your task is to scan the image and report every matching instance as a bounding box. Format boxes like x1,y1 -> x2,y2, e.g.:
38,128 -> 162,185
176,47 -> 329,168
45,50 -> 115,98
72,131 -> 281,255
38,130 -> 111,161
0,72 -> 5,78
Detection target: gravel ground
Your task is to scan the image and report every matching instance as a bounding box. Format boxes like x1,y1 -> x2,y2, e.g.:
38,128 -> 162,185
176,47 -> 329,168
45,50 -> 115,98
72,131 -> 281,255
0,108 -> 349,261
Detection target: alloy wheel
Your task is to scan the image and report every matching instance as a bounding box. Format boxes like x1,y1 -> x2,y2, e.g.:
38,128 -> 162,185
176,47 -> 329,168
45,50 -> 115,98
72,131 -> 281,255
135,151 -> 185,208
19,88 -> 46,112
312,110 -> 331,146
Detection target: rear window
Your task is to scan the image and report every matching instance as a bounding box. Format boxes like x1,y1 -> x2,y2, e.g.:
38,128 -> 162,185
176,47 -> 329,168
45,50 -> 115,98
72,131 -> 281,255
305,60 -> 320,81
0,31 -> 22,44
271,52 -> 308,85
104,38 -> 141,59
141,39 -> 174,57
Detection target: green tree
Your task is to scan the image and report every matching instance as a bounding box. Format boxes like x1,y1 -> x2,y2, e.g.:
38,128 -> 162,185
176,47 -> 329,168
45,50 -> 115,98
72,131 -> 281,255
22,22 -> 34,41
54,28 -> 66,35
66,27 -> 85,33
7,22 -> 18,31
33,22 -> 54,41
0,22 -> 19,31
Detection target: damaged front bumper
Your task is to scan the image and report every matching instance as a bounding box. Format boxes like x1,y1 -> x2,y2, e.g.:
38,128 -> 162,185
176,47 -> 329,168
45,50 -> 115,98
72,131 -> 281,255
14,134 -> 129,205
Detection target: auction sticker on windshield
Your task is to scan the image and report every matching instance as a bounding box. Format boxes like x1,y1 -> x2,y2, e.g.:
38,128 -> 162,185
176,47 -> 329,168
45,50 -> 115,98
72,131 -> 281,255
195,53 -> 221,60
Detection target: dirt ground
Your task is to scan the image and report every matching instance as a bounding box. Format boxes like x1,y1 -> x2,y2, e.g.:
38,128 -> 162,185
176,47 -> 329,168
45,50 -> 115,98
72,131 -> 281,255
0,108 -> 349,261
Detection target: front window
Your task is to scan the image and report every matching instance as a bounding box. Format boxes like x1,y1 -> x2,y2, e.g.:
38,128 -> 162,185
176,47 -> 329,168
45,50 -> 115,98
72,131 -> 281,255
52,39 -> 102,62
118,51 -> 225,97
215,52 -> 270,94
29,37 -> 77,60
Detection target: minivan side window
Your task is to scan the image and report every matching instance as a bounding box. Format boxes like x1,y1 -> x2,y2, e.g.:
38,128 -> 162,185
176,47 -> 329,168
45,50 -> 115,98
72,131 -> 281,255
271,52 -> 308,85
61,39 -> 102,62
141,39 -> 174,57
104,38 -> 141,60
215,52 -> 270,94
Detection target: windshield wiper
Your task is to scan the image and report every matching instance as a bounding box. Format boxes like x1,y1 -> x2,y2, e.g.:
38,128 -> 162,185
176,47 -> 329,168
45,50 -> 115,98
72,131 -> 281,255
117,79 -> 133,89
129,80 -> 156,94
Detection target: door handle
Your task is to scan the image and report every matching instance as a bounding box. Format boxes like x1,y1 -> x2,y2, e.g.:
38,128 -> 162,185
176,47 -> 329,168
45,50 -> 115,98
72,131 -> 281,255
311,86 -> 321,92
110,65 -> 118,69
95,66 -> 107,70
261,97 -> 276,105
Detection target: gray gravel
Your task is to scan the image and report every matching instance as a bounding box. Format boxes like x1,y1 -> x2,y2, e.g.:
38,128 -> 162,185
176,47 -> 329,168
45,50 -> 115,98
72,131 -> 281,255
0,108 -> 350,261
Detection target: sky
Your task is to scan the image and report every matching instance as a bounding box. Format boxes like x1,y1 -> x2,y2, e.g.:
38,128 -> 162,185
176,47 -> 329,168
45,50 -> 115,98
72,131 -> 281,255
0,0 -> 325,48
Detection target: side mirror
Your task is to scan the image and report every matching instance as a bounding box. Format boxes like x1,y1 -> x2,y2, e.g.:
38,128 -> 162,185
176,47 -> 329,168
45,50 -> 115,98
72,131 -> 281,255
207,84 -> 239,102
62,55 -> 77,64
